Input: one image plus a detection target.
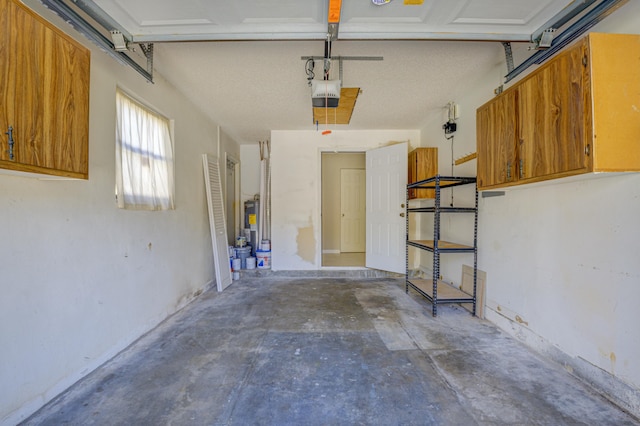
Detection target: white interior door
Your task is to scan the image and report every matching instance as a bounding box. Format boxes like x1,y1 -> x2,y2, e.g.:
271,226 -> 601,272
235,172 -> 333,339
340,168 -> 366,252
203,154 -> 233,292
366,142 -> 408,274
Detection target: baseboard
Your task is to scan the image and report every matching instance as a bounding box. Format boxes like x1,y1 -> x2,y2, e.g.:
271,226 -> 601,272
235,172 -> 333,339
485,303 -> 640,419
240,269 -> 403,278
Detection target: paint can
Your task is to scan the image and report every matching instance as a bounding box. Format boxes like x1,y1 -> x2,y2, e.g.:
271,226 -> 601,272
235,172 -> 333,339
235,246 -> 251,269
260,239 -> 271,251
246,257 -> 256,270
233,271 -> 240,280
235,236 -> 246,247
256,249 -> 271,269
232,257 -> 242,271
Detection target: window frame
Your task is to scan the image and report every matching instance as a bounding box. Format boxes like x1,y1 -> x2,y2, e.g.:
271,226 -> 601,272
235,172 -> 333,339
115,88 -> 175,211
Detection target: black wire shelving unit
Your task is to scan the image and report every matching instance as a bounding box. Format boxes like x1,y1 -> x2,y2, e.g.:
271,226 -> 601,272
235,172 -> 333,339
405,175 -> 478,317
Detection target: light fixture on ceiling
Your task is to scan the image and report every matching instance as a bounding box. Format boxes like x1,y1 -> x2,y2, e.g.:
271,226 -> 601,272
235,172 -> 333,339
372,0 -> 392,5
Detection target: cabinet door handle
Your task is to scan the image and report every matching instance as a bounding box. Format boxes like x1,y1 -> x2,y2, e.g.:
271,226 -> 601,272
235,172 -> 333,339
5,126 -> 14,160
399,212 -> 405,218
506,162 -> 512,181
519,159 -> 524,179
585,144 -> 591,156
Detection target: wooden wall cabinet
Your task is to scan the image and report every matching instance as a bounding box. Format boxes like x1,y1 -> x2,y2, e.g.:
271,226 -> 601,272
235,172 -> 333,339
408,147 -> 438,199
477,33 -> 640,190
0,0 -> 90,179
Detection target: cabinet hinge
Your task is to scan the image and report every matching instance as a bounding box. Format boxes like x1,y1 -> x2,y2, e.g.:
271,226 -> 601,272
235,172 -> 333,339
5,126 -> 14,160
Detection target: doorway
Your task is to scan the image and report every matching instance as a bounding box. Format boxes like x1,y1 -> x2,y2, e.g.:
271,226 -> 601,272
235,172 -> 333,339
321,152 -> 366,267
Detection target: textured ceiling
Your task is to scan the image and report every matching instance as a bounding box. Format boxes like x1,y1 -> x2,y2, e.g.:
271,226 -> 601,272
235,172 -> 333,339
153,39 -> 504,143
30,0 -> 596,144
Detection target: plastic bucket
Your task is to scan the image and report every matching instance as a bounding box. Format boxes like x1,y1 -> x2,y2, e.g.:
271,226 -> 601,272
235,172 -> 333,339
256,249 -> 271,269
235,246 -> 251,269
232,258 -> 242,271
246,257 -> 256,270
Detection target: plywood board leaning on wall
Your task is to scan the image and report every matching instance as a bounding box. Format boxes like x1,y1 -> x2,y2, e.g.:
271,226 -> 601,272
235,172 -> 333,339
460,264 -> 486,318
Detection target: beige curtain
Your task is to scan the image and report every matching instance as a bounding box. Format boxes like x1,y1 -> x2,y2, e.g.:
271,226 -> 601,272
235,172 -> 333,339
115,89 -> 175,210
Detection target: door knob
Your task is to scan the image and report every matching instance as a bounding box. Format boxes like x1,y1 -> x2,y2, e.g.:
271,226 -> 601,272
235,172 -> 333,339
399,212 -> 405,217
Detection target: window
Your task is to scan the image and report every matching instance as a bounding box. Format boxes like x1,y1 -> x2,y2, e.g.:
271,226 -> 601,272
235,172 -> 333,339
115,89 -> 175,210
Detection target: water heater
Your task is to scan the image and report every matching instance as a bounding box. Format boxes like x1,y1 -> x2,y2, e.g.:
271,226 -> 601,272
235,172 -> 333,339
244,200 -> 259,256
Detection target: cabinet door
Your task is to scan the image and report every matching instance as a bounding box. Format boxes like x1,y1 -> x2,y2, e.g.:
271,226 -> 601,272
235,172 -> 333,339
408,149 -> 418,199
0,0 -> 89,178
0,0 -> 17,163
9,1 -> 46,168
408,147 -> 437,199
518,40 -> 588,181
476,89 -> 517,189
42,25 -> 90,175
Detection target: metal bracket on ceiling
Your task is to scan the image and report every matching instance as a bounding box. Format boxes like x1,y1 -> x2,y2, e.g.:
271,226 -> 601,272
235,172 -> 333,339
328,23 -> 339,42
495,42 -> 514,95
301,55 -> 383,82
502,42 -> 514,74
138,43 -> 154,81
535,28 -> 556,49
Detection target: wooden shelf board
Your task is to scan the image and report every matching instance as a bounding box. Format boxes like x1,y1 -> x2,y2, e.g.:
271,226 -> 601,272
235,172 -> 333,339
407,278 -> 474,302
454,152 -> 477,166
408,239 -> 474,251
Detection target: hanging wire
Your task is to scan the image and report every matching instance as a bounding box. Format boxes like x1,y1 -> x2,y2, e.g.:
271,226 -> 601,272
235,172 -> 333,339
305,59 -> 315,85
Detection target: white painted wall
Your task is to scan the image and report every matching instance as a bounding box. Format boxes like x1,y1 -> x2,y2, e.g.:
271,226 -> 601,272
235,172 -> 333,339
419,2 -> 640,414
270,130 -> 419,270
0,4 -> 237,424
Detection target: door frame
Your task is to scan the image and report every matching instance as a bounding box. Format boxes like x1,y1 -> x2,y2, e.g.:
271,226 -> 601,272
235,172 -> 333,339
319,148 -> 367,269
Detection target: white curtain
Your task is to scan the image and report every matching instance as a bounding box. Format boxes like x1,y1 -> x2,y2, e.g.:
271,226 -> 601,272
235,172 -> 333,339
116,89 -> 175,210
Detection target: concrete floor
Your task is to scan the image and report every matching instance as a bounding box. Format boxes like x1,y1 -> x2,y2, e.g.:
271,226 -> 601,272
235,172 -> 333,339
24,277 -> 638,425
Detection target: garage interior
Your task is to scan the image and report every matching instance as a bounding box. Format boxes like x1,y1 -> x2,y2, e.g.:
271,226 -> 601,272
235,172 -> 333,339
2,0 -> 640,424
